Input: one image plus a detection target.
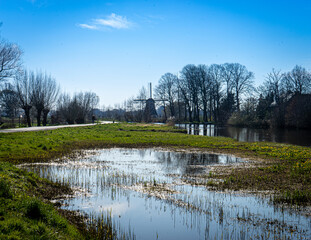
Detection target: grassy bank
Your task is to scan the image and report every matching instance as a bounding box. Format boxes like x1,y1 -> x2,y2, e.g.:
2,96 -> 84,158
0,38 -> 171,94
0,123 -> 311,238
0,161 -> 83,239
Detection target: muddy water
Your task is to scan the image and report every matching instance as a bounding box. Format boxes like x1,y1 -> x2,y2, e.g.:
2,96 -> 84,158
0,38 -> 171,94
21,149 -> 311,239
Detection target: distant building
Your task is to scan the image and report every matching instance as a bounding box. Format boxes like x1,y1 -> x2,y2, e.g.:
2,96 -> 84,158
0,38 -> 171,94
144,98 -> 157,122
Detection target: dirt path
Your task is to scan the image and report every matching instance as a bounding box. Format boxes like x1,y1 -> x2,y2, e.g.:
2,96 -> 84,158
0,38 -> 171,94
0,121 -> 113,133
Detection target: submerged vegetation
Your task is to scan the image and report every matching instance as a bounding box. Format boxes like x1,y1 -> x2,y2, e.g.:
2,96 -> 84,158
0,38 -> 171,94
0,123 -> 311,238
0,160 -> 131,240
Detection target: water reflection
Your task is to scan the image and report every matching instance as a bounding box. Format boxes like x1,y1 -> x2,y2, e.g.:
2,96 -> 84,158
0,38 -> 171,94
178,123 -> 311,147
20,149 -> 311,240
155,151 -> 239,175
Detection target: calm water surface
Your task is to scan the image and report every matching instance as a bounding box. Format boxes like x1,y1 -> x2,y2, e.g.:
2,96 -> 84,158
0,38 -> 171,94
177,124 -> 311,147
21,149 -> 311,239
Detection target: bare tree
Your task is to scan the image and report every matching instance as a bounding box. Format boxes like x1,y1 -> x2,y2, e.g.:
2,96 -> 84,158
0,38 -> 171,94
42,75 -> 60,126
180,64 -> 200,122
26,71 -> 59,126
30,72 -> 45,126
196,65 -> 210,122
57,93 -> 77,124
0,83 -> 19,120
178,70 -> 192,122
57,91 -> 99,124
124,97 -> 136,122
155,73 -> 178,120
283,65 -> 311,95
230,63 -> 255,111
76,91 -> 99,123
221,63 -> 235,97
208,64 -> 224,122
260,69 -> 284,104
155,80 -> 168,120
135,86 -> 147,122
14,70 -> 32,127
0,39 -> 22,83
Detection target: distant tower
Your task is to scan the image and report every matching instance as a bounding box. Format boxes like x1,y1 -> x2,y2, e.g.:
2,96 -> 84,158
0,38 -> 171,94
134,83 -> 160,122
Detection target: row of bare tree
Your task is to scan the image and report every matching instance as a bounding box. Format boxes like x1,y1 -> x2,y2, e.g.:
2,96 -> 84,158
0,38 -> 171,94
13,71 -> 59,126
154,64 -> 311,126
0,35 -> 99,127
57,92 -> 99,124
154,63 -> 255,123
259,66 -> 311,104
1,70 -> 99,127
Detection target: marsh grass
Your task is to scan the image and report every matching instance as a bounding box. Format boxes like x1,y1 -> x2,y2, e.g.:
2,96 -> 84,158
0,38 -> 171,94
0,160 -> 135,239
82,211 -> 135,240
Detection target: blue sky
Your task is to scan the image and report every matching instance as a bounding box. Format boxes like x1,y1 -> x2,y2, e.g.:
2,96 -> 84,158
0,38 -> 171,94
1,0 -> 311,107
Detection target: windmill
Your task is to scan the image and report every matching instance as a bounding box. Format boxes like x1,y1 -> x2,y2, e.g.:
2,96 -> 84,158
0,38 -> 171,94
134,83 -> 163,122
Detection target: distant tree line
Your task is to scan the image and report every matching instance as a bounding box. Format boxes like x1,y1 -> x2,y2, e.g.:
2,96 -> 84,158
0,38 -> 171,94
154,63 -> 255,124
155,64 -> 311,129
0,34 -> 99,128
107,63 -> 311,129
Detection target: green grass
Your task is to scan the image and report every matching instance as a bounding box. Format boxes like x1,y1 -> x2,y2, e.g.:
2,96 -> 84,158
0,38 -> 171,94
0,123 -> 188,163
0,161 -> 82,240
1,123 -> 309,163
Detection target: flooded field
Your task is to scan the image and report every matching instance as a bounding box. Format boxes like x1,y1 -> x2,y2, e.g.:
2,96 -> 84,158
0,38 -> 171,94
20,148 -> 311,239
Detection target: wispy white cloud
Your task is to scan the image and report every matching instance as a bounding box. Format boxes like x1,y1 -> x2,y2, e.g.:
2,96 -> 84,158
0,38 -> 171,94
95,13 -> 131,29
78,23 -> 98,30
99,202 -> 129,216
78,13 -> 132,31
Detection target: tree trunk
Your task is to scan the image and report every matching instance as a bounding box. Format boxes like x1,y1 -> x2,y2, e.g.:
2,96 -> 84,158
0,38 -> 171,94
236,92 -> 240,112
163,105 -> 167,121
169,102 -> 175,118
36,108 -> 43,126
209,96 -> 213,122
42,109 -> 49,126
23,105 -> 32,127
203,104 -> 207,123
188,106 -> 192,122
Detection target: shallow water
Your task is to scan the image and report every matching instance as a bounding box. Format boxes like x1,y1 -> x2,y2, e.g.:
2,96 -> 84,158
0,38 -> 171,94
21,148 -> 311,239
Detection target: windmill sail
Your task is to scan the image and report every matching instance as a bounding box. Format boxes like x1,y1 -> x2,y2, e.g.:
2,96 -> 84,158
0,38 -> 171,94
134,82 -> 160,122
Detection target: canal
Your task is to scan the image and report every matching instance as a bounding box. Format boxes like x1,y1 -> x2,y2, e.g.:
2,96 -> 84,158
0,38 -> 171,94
177,124 -> 311,147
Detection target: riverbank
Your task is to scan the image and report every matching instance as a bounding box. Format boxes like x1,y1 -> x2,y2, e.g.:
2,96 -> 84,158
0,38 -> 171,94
0,161 -> 83,239
1,123 -> 310,238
